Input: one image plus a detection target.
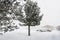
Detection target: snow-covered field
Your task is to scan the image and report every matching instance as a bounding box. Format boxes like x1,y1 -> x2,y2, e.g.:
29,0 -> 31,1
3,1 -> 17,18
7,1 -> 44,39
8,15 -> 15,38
0,27 -> 60,40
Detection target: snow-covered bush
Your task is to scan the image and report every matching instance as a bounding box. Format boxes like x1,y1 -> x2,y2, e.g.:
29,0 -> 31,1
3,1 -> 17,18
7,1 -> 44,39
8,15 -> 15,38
56,26 -> 60,31
37,25 -> 54,32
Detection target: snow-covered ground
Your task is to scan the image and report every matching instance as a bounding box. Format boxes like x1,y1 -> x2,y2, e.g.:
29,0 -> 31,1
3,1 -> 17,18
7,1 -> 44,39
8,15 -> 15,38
0,27 -> 60,40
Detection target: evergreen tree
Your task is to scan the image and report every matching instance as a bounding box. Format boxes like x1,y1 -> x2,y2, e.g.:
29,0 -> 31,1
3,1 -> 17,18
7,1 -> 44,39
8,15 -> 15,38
0,0 -> 43,36
20,0 -> 43,36
0,0 -> 23,32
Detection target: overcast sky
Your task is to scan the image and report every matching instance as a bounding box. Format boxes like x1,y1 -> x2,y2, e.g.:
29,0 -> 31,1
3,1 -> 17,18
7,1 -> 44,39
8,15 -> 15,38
18,0 -> 60,27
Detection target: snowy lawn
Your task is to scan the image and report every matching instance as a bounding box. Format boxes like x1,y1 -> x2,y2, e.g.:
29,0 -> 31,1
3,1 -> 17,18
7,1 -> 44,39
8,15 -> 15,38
0,27 -> 60,40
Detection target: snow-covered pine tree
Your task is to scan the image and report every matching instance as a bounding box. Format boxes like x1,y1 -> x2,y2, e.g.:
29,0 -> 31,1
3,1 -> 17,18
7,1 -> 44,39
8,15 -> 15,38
0,0 -> 23,33
20,0 -> 43,36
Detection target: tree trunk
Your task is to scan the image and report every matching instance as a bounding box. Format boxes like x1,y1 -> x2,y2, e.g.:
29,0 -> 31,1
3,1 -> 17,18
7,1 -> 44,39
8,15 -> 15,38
28,25 -> 30,36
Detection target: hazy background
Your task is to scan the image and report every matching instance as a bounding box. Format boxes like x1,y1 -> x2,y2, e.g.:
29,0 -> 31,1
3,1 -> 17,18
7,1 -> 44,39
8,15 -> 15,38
18,0 -> 60,27
37,0 -> 60,27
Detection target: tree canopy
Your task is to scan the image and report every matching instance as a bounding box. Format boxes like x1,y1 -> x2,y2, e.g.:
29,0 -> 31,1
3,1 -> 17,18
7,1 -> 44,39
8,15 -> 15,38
23,0 -> 43,26
0,0 -> 43,36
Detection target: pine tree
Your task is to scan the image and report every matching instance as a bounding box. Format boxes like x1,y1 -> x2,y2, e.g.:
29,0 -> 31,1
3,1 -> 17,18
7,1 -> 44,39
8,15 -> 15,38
0,0 -> 23,32
0,0 -> 43,36
20,0 -> 43,36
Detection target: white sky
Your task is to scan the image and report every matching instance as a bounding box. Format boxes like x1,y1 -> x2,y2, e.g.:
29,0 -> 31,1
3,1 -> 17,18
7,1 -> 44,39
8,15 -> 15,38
36,0 -> 60,27
18,0 -> 60,27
